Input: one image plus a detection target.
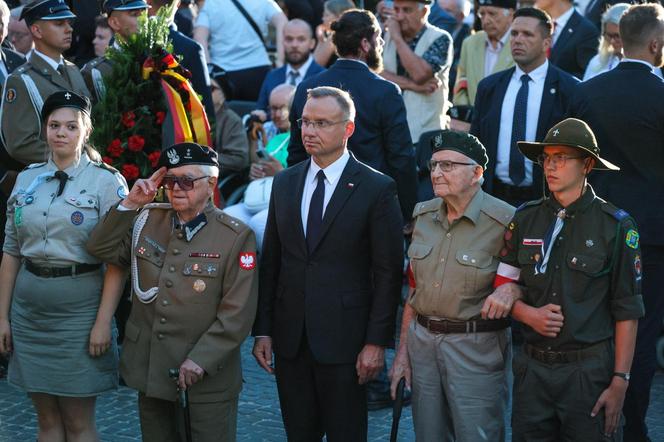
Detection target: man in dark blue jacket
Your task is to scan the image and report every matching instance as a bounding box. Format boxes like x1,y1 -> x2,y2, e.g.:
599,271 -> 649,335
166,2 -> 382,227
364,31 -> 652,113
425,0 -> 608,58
287,9 -> 417,222
568,5 -> 664,440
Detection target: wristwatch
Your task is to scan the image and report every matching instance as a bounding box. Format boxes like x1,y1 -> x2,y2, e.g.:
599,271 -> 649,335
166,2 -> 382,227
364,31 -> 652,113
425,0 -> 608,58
613,372 -> 631,381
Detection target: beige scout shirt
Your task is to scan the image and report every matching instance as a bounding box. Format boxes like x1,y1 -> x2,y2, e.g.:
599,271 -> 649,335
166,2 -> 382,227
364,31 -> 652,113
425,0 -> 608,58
407,189 -> 515,319
86,202 -> 258,402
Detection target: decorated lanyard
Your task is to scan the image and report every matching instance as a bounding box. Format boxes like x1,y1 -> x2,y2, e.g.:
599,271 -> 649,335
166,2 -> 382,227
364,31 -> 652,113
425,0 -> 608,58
23,172 -> 57,199
535,208 -> 566,275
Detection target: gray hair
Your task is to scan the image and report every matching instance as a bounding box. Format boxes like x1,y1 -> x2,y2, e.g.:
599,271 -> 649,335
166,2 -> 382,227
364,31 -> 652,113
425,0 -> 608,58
595,3 -> 630,67
306,86 -> 356,121
0,1 -> 9,20
197,164 -> 219,179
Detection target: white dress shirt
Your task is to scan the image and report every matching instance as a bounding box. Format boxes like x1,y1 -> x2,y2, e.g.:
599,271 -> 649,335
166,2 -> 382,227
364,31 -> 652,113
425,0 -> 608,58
552,7 -> 575,47
300,151 -> 350,234
286,55 -> 314,87
496,60 -> 549,186
30,49 -> 64,71
484,31 -> 510,78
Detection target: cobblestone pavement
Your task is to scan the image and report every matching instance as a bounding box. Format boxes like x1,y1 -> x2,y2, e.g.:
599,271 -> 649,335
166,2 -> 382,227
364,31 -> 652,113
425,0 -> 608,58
0,340 -> 662,441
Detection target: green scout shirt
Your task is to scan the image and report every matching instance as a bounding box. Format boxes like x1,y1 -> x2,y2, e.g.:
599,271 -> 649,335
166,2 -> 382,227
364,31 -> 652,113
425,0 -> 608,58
407,188 -> 515,319
500,185 -> 645,350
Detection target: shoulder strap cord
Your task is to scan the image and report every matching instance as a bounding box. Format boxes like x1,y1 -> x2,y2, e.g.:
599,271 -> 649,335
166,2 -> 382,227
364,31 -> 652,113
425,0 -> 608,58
131,209 -> 160,304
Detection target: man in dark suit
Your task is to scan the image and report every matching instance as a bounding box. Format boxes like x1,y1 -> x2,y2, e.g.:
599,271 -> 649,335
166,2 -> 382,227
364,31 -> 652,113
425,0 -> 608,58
255,19 -> 325,116
253,86 -> 403,441
584,0 -> 623,30
471,7 -> 578,207
287,9 -> 418,223
147,0 -> 214,123
567,5 -> 664,440
536,0 -> 599,78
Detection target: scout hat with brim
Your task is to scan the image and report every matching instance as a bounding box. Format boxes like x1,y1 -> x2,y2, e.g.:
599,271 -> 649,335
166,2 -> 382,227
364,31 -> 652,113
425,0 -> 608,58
517,118 -> 620,171
21,0 -> 76,25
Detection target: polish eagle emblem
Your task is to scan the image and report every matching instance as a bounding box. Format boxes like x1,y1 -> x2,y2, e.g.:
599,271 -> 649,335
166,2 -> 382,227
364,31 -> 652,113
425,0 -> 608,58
239,252 -> 256,270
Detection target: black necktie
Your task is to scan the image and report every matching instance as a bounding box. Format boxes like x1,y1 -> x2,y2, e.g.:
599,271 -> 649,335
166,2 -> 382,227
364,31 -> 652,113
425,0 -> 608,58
306,170 -> 326,253
509,74 -> 530,186
54,170 -> 69,196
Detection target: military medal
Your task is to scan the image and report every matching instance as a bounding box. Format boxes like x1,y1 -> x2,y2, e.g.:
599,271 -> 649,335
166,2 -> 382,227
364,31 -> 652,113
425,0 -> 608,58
585,239 -> 594,247
193,279 -> 206,292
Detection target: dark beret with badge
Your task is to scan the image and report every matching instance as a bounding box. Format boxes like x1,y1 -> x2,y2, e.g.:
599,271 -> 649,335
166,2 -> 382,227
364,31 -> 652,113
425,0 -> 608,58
41,91 -> 91,122
477,0 -> 516,9
157,142 -> 219,170
517,118 -> 620,171
102,0 -> 150,15
20,0 -> 76,26
431,129 -> 489,169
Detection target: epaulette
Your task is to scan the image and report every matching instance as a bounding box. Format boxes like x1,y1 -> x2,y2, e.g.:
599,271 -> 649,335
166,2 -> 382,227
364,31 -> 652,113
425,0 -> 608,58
599,201 -> 631,222
516,198 -> 544,212
15,65 -> 29,74
216,212 -> 246,233
93,161 -> 120,175
24,162 -> 46,170
412,198 -> 443,217
143,202 -> 172,210
481,199 -> 514,227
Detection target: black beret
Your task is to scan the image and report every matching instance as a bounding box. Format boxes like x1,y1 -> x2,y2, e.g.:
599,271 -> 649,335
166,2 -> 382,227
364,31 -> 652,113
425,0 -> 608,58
431,130 -> 489,169
20,0 -> 76,25
41,91 -> 91,122
157,142 -> 219,170
102,0 -> 150,15
477,0 -> 517,9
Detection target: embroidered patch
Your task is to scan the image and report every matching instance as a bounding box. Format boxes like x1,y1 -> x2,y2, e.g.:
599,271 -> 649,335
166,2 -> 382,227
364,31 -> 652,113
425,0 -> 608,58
14,207 -> 22,226
523,238 -> 543,246
5,88 -> 16,103
71,211 -> 84,225
634,254 -> 642,277
117,186 -> 128,199
625,229 -> 639,249
239,252 -> 256,270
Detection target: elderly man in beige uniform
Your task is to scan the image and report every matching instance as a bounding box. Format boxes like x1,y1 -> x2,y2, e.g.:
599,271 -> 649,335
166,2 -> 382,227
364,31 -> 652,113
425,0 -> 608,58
390,130 -> 515,441
87,142 -> 258,442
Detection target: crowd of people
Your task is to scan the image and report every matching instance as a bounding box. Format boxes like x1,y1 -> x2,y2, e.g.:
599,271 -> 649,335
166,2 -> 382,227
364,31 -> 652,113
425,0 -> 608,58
0,0 -> 662,441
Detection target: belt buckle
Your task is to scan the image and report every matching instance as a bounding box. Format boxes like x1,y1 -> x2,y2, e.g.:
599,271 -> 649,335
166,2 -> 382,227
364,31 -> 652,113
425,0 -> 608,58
543,350 -> 559,364
40,267 -> 51,277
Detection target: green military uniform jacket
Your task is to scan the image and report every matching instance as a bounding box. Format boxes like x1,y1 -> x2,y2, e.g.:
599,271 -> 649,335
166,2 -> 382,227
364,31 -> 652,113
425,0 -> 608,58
1,52 -> 91,165
452,31 -> 514,107
86,202 -> 259,402
499,186 -> 645,350
80,56 -> 113,104
408,189 -> 515,319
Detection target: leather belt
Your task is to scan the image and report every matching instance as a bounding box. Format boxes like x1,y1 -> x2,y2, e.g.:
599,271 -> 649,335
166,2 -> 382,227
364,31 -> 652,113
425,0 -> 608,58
523,341 -> 607,364
416,314 -> 510,334
25,260 -> 101,278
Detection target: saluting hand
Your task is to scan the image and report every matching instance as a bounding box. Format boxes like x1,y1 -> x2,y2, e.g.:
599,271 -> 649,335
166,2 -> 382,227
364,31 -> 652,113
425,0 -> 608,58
356,344 -> 385,385
121,167 -> 167,210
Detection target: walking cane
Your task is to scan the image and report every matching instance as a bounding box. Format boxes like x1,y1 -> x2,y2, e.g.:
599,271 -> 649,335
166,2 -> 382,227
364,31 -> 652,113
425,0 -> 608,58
389,377 -> 406,442
169,368 -> 193,442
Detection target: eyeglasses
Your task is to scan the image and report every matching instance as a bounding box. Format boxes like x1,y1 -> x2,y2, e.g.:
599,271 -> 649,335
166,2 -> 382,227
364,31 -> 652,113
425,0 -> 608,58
603,32 -> 621,41
297,118 -> 348,130
429,159 -> 476,172
161,175 -> 210,191
536,153 -> 586,168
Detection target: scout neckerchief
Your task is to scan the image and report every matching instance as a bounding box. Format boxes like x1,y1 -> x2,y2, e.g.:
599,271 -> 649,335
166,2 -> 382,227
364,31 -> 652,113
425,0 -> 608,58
535,207 -> 566,275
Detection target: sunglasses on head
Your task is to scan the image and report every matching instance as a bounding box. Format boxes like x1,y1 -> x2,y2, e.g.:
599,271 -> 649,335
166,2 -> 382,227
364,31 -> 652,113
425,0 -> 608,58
161,175 -> 210,191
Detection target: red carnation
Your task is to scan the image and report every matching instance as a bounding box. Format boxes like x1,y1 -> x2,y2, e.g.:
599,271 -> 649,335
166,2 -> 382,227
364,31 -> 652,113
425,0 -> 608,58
107,138 -> 124,157
121,164 -> 140,181
102,156 -> 113,165
121,111 -> 136,128
127,135 -> 145,152
148,151 -> 161,168
155,111 -> 166,125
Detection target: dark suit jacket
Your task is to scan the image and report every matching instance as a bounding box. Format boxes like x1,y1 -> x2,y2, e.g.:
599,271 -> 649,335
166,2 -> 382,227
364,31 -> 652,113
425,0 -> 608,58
253,154 -> 403,364
287,59 -> 418,222
550,10 -> 599,79
0,47 -> 27,177
470,63 -> 579,195
169,25 -> 215,124
256,60 -> 326,112
584,0 -> 623,30
568,61 -> 664,246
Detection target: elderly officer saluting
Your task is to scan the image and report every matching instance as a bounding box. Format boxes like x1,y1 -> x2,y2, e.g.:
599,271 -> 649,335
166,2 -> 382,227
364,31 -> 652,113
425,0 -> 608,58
87,143 -> 258,442
1,0 -> 90,168
81,0 -> 150,103
390,130 -> 515,441
487,118 -> 645,440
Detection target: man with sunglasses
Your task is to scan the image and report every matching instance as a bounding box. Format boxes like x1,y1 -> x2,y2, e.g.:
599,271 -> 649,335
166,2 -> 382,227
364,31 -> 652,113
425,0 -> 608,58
390,130 -> 515,440
87,142 -> 258,442
487,118 -> 644,440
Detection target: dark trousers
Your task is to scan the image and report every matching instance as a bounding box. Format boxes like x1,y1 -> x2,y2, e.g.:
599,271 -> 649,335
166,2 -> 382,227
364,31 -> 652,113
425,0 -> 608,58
624,245 -> 664,442
512,340 -> 620,442
226,65 -> 271,102
274,335 -> 368,442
